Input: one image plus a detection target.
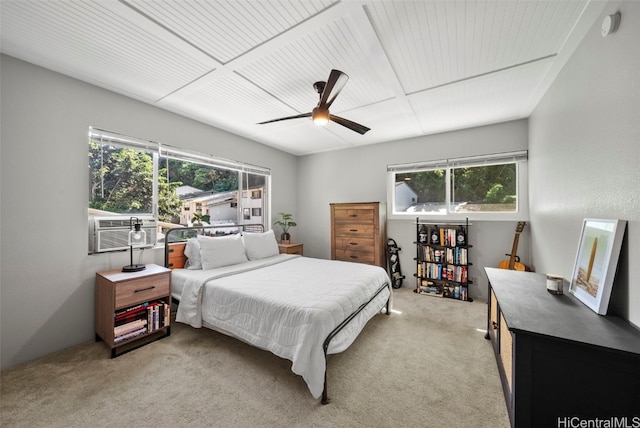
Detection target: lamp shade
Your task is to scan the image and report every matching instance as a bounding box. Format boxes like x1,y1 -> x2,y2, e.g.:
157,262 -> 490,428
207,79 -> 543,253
128,223 -> 146,246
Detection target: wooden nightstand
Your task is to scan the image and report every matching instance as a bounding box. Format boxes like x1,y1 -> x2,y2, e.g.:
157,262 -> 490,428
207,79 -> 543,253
278,242 -> 303,256
95,264 -> 171,358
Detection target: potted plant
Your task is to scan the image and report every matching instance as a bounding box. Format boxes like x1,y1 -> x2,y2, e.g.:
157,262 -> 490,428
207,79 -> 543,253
273,212 -> 297,244
192,212 -> 210,227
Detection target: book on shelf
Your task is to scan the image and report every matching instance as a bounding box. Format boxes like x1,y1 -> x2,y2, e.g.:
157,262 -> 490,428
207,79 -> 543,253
148,302 -> 156,332
422,226 -> 469,247
113,300 -> 169,338
418,261 -> 468,283
163,301 -> 169,327
114,319 -> 147,336
114,327 -> 148,344
417,279 -> 443,297
445,247 -> 467,265
419,244 -> 467,264
114,310 -> 147,326
442,284 -> 468,300
114,302 -> 148,320
144,300 -> 170,333
425,226 -> 464,247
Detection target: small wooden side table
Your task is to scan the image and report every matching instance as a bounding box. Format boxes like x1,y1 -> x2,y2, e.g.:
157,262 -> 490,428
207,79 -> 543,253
95,264 -> 171,357
278,242 -> 303,256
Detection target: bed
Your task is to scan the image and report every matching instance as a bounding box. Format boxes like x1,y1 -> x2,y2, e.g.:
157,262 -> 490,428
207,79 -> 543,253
164,224 -> 392,404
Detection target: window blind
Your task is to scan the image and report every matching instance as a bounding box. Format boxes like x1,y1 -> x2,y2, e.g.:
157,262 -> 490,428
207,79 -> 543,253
160,145 -> 270,176
387,159 -> 448,173
89,127 -> 159,153
448,151 -> 528,168
387,150 -> 527,172
89,127 -> 270,176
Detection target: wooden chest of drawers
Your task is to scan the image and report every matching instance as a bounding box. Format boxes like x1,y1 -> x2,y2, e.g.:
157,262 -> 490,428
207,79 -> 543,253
330,202 -> 386,267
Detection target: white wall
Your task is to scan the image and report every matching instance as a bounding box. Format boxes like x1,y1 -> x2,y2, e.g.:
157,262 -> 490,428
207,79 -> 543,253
297,119 -> 529,302
0,55 -> 298,369
529,1 -> 640,327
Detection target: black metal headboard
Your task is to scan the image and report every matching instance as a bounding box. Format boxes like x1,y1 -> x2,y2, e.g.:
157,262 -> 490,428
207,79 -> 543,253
163,223 -> 265,268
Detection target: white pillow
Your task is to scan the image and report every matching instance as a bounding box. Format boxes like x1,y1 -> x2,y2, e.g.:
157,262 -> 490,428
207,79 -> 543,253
183,237 -> 202,270
243,229 -> 280,260
198,233 -> 248,270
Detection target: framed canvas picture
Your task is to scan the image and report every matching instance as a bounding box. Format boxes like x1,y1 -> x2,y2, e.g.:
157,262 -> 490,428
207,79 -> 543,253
569,218 -> 626,315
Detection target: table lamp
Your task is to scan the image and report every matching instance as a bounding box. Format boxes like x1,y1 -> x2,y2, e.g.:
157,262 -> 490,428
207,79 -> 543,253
122,217 -> 147,272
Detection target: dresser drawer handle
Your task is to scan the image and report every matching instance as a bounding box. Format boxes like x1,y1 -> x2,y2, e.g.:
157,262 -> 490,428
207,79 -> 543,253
134,286 -> 155,293
349,214 -> 358,217
350,255 -> 359,259
349,229 -> 358,232
349,242 -> 358,246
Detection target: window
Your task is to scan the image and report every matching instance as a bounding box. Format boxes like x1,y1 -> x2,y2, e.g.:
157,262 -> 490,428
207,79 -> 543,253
88,128 -> 271,252
388,151 -> 527,220
88,133 -> 157,216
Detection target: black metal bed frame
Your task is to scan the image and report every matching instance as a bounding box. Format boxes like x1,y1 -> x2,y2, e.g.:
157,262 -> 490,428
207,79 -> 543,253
163,223 -> 264,268
163,224 -> 391,404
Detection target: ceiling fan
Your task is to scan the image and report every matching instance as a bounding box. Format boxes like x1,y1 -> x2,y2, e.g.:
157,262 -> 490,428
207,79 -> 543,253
258,69 -> 370,135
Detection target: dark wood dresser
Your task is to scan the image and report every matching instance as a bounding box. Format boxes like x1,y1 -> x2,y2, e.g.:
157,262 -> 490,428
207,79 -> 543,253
484,267 -> 640,428
330,202 -> 386,268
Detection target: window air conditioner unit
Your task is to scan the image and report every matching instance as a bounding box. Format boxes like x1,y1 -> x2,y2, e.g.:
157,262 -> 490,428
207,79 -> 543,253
89,215 -> 157,253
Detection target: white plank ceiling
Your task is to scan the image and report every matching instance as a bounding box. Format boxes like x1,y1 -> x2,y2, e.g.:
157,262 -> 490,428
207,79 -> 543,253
1,0 -> 606,156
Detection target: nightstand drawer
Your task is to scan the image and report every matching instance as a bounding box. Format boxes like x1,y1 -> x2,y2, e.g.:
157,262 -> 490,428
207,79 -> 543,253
115,275 -> 170,309
167,243 -> 186,269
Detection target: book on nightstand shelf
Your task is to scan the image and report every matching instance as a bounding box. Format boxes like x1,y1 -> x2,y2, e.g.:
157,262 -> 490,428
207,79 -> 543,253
114,319 -> 147,336
114,328 -> 148,344
113,300 -> 169,343
115,302 -> 148,319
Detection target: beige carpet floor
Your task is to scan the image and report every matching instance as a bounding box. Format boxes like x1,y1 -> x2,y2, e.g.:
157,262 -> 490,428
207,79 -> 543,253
1,288 -> 510,428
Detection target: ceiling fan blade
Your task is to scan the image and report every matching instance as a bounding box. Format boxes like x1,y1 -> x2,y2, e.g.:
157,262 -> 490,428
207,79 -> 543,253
319,69 -> 348,108
329,115 -> 370,135
257,112 -> 311,125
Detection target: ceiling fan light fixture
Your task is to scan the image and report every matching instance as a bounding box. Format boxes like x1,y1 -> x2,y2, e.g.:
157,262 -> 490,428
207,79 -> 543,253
259,70 -> 369,134
312,107 -> 329,126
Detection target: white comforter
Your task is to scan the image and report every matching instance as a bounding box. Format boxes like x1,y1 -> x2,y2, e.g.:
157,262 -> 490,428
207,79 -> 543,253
175,254 -> 391,398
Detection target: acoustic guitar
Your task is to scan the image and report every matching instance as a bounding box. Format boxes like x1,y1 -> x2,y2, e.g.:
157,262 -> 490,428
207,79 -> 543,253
498,221 -> 529,271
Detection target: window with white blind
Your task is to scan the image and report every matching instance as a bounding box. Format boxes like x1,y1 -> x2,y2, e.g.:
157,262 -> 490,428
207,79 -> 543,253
88,128 -> 271,252
387,151 -> 528,220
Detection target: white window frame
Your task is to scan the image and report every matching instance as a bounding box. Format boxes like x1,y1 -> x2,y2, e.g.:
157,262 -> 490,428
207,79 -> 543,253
387,151 -> 528,222
158,145 -> 271,228
88,127 -> 271,229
